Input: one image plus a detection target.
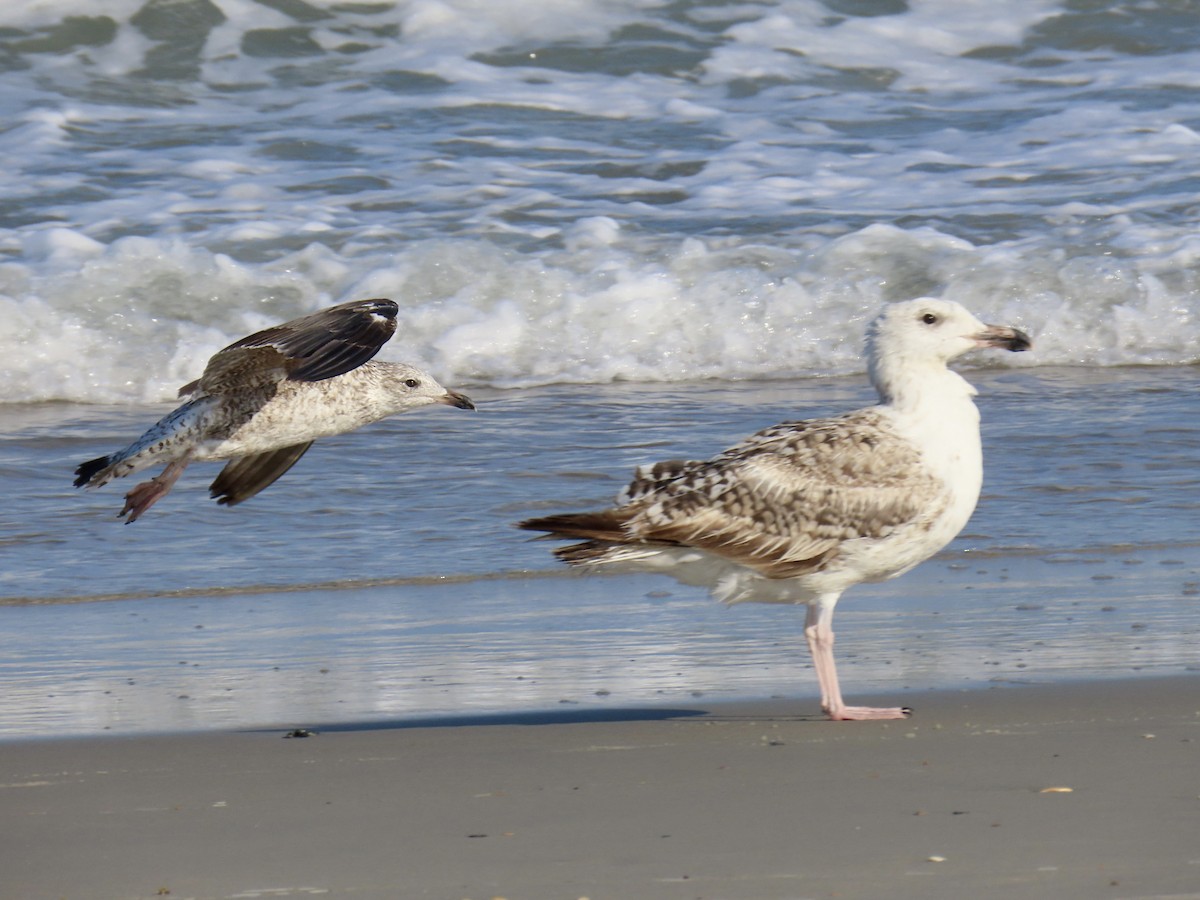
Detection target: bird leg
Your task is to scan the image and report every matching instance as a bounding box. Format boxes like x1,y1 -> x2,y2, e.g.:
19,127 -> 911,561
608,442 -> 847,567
804,601 -> 911,721
119,456 -> 192,524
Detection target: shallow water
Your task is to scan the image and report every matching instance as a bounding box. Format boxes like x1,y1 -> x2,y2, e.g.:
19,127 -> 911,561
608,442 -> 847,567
5,366 -> 1199,600
1,366 -> 1196,737
2,553 -> 1197,740
3,1 -> 1200,737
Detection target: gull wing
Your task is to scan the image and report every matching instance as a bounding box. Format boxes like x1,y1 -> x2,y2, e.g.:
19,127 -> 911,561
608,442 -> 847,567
180,298 -> 399,396
521,409 -> 945,579
209,442 -> 314,506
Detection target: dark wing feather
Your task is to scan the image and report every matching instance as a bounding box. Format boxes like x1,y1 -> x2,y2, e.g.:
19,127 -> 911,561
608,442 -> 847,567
518,510 -> 634,543
184,298 -> 399,396
230,298 -> 399,382
209,442 -> 314,506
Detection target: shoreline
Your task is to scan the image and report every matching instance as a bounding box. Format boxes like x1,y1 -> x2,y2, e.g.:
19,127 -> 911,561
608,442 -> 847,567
3,675 -> 1198,899
4,543 -> 1197,742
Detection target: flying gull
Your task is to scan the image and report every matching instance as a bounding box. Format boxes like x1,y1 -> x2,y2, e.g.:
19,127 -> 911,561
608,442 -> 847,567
519,298 -> 1031,721
75,298 -> 474,522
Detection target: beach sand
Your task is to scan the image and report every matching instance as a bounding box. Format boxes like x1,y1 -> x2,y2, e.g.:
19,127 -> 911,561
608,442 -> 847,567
2,676 -> 1197,900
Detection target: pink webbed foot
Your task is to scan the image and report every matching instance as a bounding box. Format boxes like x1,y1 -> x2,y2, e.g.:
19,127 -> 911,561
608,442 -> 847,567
118,457 -> 190,523
120,479 -> 171,523
824,704 -> 913,722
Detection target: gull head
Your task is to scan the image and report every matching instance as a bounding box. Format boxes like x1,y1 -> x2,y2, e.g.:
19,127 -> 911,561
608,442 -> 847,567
866,298 -> 1032,402
382,363 -> 475,411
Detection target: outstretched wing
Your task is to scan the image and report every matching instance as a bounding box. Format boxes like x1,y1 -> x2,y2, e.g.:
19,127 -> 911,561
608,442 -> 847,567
180,298 -> 399,396
521,409 -> 946,578
209,442 -> 314,506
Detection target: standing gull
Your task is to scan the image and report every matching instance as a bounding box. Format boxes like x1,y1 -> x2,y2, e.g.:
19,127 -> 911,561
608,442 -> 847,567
519,298 -> 1030,721
75,298 -> 474,522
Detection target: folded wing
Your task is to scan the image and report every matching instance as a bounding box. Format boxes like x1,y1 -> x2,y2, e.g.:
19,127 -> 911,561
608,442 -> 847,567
521,409 -> 946,579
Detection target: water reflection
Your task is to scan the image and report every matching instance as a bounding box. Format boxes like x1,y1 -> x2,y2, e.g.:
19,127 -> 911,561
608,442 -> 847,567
0,545 -> 1195,739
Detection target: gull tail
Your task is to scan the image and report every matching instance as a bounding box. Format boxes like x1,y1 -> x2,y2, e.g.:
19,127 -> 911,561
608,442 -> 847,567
74,454 -> 115,488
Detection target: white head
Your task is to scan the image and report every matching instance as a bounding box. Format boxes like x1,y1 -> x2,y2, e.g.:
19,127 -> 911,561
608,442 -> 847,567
376,361 -> 475,412
865,298 -> 1031,406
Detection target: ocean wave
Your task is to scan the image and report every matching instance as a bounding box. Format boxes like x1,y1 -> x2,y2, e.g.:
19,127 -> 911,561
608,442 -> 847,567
3,1 -> 1200,402
3,222 -> 1197,404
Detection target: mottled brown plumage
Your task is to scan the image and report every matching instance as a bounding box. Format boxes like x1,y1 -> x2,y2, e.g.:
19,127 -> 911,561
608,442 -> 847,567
520,298 -> 1032,721
75,298 -> 473,522
525,408 -> 945,578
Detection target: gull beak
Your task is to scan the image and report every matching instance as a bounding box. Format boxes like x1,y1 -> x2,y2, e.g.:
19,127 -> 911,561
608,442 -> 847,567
441,389 -> 476,410
974,324 -> 1032,353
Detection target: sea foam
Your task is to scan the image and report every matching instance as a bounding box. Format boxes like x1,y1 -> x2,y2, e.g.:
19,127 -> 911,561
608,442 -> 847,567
3,0 -> 1200,403
2,223 -> 1197,404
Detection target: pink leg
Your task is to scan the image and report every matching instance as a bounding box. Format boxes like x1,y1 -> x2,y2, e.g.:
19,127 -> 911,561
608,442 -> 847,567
119,456 -> 191,523
804,601 -> 911,721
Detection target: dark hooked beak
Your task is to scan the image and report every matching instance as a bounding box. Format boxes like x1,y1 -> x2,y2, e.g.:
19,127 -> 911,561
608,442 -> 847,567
441,389 -> 476,410
974,324 -> 1032,353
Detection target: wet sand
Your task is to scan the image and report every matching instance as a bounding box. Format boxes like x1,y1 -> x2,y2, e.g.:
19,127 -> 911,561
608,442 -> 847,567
2,676 -> 1198,900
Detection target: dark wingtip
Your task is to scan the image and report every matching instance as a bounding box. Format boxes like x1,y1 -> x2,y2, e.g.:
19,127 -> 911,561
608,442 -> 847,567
516,514 -> 590,533
516,512 -> 630,546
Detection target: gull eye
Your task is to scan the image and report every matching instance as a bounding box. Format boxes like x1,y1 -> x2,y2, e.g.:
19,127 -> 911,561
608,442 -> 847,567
404,378 -> 420,388
921,312 -> 938,325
